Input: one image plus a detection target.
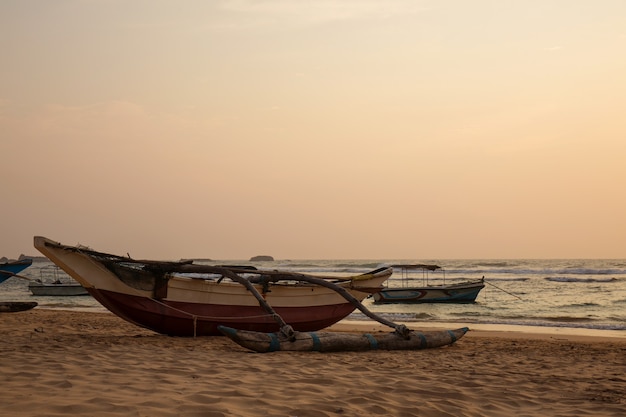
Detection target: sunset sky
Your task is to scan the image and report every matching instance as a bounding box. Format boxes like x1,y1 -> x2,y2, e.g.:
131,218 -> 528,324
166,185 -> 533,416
2,1 -> 625,260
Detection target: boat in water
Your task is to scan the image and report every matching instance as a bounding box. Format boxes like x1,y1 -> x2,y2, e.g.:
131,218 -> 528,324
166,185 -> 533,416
372,264 -> 485,304
27,264 -> 89,296
28,280 -> 89,296
0,259 -> 33,284
33,236 -> 393,336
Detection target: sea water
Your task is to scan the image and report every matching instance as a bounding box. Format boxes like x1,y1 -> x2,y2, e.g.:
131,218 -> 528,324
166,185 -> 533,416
2,258 -> 625,332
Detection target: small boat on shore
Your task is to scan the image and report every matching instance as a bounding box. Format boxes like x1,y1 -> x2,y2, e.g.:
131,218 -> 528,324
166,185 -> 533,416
372,264 -> 485,304
0,259 -> 33,284
218,325 -> 469,352
33,236 -> 393,336
0,301 -> 38,313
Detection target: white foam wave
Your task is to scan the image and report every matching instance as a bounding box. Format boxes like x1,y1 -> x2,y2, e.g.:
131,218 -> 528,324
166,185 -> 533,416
545,277 -> 617,283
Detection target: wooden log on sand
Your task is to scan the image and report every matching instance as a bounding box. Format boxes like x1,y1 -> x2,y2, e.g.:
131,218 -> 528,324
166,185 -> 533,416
218,325 -> 469,353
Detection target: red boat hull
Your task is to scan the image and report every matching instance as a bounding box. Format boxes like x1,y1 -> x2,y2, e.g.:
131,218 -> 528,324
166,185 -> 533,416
89,288 -> 357,336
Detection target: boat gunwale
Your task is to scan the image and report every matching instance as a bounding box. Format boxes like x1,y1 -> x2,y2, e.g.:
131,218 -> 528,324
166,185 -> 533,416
39,238 -> 392,285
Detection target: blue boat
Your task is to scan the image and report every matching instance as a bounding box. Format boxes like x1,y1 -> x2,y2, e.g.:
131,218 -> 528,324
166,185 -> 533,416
372,264 -> 485,304
0,259 -> 33,284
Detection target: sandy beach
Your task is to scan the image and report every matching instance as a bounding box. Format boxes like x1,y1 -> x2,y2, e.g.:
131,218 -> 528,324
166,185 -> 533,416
1,309 -> 624,416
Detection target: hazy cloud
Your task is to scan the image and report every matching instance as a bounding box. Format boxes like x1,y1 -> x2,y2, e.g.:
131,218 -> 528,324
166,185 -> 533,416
217,0 -> 429,28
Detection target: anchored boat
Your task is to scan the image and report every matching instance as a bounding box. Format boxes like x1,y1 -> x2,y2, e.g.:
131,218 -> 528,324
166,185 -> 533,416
373,264 -> 485,304
27,265 -> 89,296
28,280 -> 89,296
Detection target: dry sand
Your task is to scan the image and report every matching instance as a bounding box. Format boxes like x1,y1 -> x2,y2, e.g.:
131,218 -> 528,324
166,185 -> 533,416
1,309 -> 624,416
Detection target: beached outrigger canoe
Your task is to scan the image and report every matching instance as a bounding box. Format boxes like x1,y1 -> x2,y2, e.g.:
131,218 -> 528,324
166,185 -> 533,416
33,236 -> 392,336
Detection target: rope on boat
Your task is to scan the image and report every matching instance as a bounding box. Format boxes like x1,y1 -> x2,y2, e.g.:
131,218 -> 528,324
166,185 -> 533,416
484,278 -> 523,301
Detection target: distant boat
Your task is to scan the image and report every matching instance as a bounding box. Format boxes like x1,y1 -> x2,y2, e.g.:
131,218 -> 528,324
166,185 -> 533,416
28,264 -> 89,296
372,264 -> 485,304
28,280 -> 89,296
0,301 -> 38,313
33,236 -> 393,336
0,259 -> 33,284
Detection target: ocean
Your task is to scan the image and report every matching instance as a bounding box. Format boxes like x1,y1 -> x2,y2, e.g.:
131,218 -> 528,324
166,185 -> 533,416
2,258 -> 625,333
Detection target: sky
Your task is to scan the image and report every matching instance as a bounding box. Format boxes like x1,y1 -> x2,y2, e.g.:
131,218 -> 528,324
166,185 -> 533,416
1,0 -> 625,260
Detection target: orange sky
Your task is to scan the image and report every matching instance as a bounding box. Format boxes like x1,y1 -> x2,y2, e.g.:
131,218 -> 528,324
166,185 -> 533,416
1,1 -> 625,260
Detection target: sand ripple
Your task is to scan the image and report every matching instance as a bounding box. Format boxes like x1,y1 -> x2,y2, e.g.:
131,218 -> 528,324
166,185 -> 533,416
1,310 -> 624,416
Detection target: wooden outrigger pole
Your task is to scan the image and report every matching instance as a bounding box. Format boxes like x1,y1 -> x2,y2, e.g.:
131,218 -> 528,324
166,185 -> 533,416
217,267 -> 410,339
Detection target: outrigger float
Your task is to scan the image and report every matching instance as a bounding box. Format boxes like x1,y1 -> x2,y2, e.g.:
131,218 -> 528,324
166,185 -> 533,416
218,326 -> 469,353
